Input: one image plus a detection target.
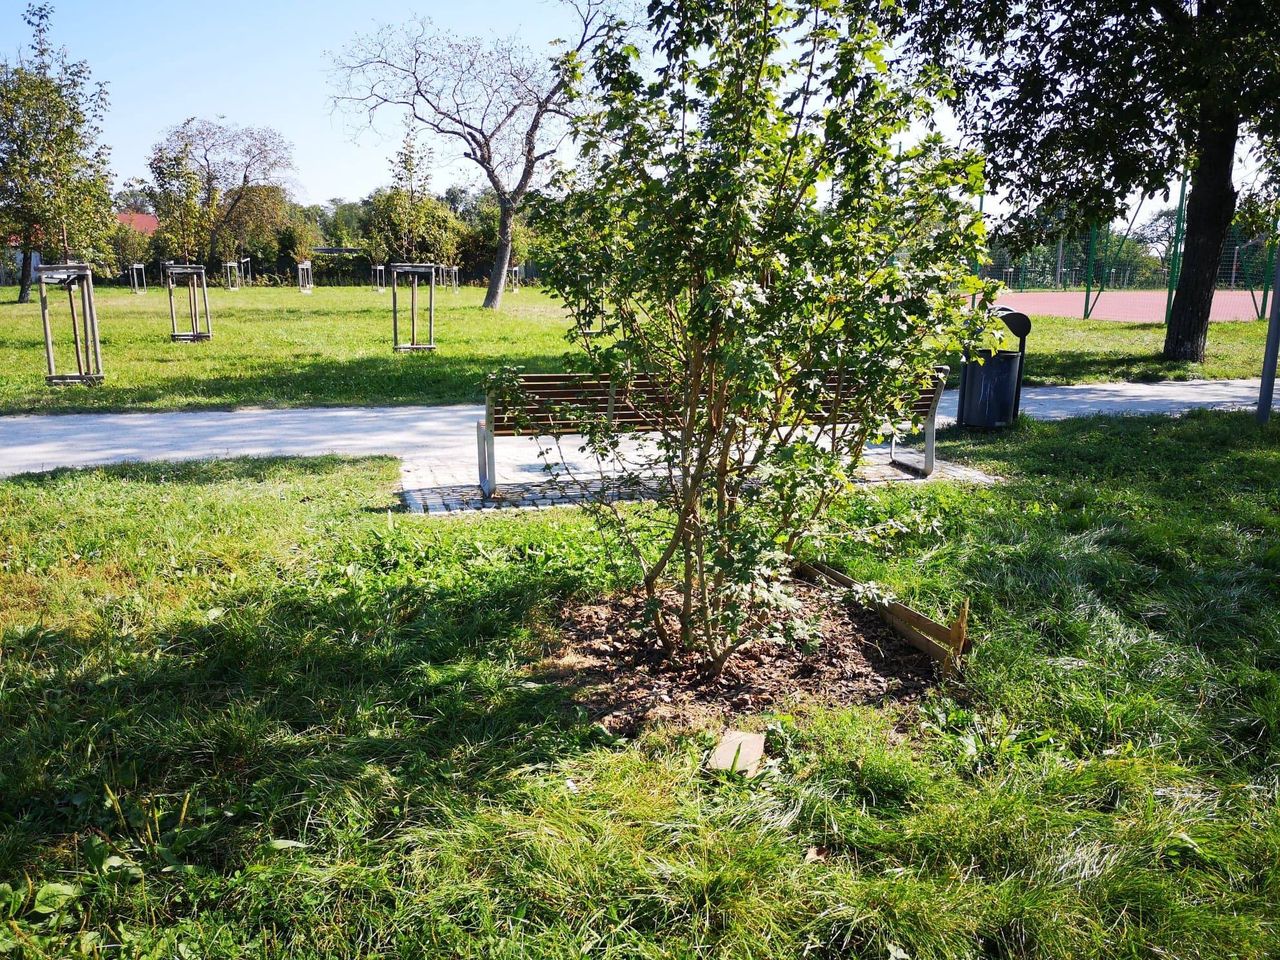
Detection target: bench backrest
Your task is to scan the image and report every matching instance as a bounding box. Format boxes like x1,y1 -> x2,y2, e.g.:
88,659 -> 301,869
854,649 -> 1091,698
488,367 -> 947,438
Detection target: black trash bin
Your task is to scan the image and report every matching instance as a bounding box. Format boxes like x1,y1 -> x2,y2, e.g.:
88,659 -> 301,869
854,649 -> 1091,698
956,307 -> 1032,429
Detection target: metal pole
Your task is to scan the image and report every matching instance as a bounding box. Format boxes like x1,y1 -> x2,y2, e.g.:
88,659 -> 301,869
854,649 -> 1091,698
392,270 -> 399,346
1260,238 -> 1276,321
80,278 -> 93,374
1165,170 -> 1188,325
201,271 -> 213,338
67,279 -> 84,377
411,274 -> 418,345
168,271 -> 178,338
969,192 -> 985,311
189,276 -> 198,337
39,275 -> 55,378
86,270 -> 102,377
428,266 -> 435,347
1258,252 -> 1280,424
1083,226 -> 1096,319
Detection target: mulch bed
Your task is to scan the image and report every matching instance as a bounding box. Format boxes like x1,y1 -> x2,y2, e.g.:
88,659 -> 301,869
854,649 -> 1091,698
541,580 -> 937,734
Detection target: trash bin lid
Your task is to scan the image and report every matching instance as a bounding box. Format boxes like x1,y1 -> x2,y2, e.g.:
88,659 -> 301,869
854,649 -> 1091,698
993,306 -> 1032,339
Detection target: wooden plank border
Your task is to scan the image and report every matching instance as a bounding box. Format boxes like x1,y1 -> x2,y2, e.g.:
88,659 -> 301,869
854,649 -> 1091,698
796,561 -> 970,678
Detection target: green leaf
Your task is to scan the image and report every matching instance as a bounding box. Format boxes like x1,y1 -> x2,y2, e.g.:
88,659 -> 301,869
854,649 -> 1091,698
0,883 -> 20,919
264,839 -> 308,852
31,882 -> 79,915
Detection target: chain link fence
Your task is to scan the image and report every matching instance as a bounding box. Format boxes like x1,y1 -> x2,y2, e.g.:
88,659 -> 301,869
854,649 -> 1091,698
981,185 -> 1277,323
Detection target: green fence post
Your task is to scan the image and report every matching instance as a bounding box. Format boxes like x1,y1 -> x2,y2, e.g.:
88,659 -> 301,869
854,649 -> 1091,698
1164,170 -> 1188,325
1083,225 -> 1096,319
1260,237 -> 1277,321
970,192 -> 984,311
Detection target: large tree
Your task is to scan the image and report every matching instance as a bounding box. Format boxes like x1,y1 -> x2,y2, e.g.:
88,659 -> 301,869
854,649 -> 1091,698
0,3 -> 114,303
332,1 -> 609,310
149,118 -> 293,265
901,0 -> 1280,360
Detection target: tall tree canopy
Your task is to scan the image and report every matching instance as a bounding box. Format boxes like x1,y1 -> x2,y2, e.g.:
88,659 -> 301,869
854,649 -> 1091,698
901,0 -> 1280,360
0,2 -> 114,303
148,118 -> 293,264
332,0 -> 609,310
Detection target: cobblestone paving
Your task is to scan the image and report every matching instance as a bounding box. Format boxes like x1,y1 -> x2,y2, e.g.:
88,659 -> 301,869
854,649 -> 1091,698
400,446 -> 995,516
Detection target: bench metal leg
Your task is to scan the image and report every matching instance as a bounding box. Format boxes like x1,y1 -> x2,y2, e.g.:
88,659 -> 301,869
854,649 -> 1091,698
477,422 -> 497,497
889,419 -> 937,477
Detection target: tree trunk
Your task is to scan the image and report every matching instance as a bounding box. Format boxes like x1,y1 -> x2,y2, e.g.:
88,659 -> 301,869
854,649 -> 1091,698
17,241 -> 33,305
483,202 -> 516,310
1164,103 -> 1240,362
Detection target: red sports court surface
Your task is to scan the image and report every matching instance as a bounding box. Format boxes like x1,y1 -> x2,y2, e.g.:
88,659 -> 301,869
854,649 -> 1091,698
998,289 -> 1266,323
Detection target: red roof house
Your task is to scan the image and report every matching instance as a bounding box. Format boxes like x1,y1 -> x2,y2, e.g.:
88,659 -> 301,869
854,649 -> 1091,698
116,211 -> 159,235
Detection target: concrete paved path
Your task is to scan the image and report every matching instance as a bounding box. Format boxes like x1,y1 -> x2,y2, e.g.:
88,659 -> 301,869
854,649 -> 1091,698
0,378 -> 1273,484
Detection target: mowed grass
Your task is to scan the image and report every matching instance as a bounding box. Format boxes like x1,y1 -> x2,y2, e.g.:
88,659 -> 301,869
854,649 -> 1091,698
2,412 -> 1278,956
944,313 -> 1271,387
0,284 -> 1273,416
0,284 -> 574,414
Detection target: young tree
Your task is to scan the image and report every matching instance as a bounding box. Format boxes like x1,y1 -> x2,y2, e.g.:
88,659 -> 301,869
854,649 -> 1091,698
0,3 -> 114,303
900,0 -> 1280,361
532,0 -> 990,669
220,184 -> 288,266
277,213 -> 323,269
363,124 -> 461,265
332,1 -> 610,310
109,220 -> 151,279
146,142 -> 209,264
149,118 -> 293,265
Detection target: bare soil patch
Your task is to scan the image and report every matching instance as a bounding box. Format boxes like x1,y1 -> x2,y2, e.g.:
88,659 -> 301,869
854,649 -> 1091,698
542,581 -> 936,734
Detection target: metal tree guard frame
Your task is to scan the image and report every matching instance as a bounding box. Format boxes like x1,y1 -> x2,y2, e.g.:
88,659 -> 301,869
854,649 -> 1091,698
372,264 -> 386,292
391,263 -> 440,352
224,260 -> 241,290
241,256 -> 252,285
298,260 -> 314,293
128,263 -> 146,295
167,265 -> 213,342
39,263 -> 104,386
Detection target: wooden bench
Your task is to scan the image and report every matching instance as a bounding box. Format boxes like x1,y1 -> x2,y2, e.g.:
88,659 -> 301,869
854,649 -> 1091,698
477,367 -> 949,497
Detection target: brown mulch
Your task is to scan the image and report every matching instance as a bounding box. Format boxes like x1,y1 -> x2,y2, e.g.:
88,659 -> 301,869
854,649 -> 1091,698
540,580 -> 937,734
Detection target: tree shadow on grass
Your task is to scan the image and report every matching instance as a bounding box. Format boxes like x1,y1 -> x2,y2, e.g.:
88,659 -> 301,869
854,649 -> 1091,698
0,520 -> 609,881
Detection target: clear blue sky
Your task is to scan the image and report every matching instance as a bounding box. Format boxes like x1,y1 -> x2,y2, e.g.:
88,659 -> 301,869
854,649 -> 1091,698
4,0 -> 586,205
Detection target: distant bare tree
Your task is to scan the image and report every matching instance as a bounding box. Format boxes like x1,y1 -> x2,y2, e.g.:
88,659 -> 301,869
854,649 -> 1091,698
153,118 -> 293,263
333,1 -> 611,309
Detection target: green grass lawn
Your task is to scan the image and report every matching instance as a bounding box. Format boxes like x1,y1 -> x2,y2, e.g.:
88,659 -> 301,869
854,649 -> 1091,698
997,314 -> 1272,386
2,412 -> 1277,956
0,284 -> 1271,415
0,284 -> 574,414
